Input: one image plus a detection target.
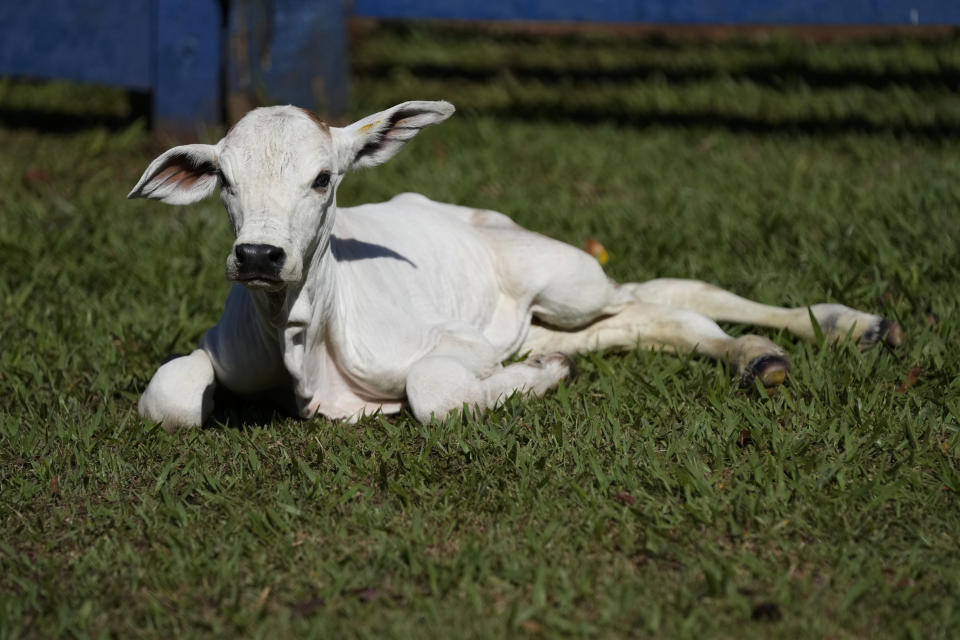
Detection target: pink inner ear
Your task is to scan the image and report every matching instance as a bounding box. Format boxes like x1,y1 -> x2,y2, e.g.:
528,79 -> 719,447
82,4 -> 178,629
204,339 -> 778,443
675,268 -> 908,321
154,164 -> 202,188
151,156 -> 216,190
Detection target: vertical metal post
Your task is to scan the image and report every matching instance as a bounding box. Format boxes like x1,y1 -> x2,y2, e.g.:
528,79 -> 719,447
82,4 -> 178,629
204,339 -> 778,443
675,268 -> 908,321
154,0 -> 223,136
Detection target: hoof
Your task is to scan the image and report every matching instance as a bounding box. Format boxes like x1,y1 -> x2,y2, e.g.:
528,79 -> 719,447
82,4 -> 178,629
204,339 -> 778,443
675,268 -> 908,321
561,353 -> 578,381
884,322 -> 906,348
740,354 -> 791,388
525,352 -> 578,381
861,318 -> 906,349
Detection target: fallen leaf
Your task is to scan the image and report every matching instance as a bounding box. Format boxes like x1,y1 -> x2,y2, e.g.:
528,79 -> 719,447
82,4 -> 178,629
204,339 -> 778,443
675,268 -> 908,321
50,475 -> 60,497
615,490 -> 636,506
896,366 -> 923,394
631,552 -> 652,566
255,586 -> 271,608
927,314 -> 938,329
584,238 -> 609,265
23,167 -> 51,185
520,620 -> 542,633
737,429 -> 754,448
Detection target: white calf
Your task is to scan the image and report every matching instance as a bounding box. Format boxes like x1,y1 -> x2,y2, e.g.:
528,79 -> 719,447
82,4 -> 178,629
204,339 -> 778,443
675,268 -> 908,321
129,101 -> 903,430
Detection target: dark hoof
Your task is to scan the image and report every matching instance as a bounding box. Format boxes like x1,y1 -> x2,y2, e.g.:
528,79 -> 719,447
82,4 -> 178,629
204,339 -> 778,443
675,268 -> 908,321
740,354 -> 791,388
861,318 -> 906,349
884,322 -> 906,348
560,353 -> 578,381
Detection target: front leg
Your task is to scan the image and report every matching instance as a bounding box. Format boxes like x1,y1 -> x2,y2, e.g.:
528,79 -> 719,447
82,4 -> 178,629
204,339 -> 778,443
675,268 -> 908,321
139,349 -> 216,432
404,331 -> 575,423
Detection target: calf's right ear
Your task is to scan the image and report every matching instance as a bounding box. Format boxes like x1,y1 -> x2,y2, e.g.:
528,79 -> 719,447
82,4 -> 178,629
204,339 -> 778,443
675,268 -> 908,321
128,144 -> 220,205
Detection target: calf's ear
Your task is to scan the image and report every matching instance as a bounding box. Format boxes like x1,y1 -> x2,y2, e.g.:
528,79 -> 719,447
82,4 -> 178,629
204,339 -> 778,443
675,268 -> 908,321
334,100 -> 455,171
128,144 -> 220,205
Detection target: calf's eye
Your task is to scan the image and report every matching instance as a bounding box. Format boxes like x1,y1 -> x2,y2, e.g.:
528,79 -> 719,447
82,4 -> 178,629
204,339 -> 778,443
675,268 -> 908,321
312,171 -> 331,190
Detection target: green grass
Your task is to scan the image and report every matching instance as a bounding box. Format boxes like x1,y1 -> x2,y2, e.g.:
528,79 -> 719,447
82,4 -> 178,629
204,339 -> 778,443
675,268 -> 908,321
2,26 -> 960,638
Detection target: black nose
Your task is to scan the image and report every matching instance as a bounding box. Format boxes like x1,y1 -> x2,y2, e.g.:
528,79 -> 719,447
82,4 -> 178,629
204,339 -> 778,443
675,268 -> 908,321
234,243 -> 286,279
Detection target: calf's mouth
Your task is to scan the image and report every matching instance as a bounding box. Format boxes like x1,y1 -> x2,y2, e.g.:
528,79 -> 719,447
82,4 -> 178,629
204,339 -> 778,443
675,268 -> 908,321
227,242 -> 288,291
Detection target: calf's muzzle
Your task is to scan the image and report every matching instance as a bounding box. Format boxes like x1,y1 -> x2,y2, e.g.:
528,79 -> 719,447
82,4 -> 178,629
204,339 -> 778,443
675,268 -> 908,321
233,243 -> 286,282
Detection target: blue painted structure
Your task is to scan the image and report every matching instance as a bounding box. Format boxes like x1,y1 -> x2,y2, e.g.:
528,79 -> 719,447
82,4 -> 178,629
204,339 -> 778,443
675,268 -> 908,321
225,0 -> 349,122
0,0 -> 348,134
0,1 -> 956,133
0,1 -> 153,90
155,0 -> 223,133
352,1 -> 960,25
0,0 -> 222,133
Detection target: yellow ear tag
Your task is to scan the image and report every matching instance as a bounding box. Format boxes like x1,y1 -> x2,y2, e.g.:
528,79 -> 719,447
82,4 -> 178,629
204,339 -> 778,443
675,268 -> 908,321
359,119 -> 380,133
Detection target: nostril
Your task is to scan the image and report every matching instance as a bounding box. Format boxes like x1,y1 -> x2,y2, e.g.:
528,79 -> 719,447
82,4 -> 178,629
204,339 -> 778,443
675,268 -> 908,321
233,243 -> 285,276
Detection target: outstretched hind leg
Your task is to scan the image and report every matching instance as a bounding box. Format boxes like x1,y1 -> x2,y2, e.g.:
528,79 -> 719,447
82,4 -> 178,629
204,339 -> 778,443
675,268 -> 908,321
487,230 -> 789,385
522,303 -> 791,388
621,278 -> 904,349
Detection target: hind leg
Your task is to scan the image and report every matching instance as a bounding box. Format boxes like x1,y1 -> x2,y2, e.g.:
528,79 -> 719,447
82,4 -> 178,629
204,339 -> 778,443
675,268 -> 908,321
488,229 -> 795,384
485,227 -> 628,329
522,303 -> 790,387
621,279 -> 904,348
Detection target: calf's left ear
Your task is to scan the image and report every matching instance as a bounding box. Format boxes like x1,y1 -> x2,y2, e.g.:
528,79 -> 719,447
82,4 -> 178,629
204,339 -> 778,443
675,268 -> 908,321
335,100 -> 455,171
128,144 -> 220,205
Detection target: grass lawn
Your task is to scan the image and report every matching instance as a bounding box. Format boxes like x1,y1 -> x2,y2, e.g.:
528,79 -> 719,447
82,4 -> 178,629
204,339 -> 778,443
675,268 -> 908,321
2,24 -> 960,638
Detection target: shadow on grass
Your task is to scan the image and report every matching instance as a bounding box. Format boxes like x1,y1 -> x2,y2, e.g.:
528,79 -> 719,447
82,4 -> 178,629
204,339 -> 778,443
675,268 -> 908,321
209,386 -> 294,430
462,104 -> 960,139
0,90 -> 150,133
357,61 -> 960,94
4,75 -> 959,139
14,100 -> 953,139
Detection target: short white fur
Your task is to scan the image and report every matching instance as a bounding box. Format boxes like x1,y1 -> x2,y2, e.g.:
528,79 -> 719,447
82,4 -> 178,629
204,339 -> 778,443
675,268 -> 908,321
129,101 -> 901,431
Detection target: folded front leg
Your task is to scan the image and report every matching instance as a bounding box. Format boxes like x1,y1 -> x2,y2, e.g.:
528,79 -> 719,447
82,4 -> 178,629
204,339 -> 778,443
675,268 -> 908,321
405,331 -> 575,423
139,349 -> 217,431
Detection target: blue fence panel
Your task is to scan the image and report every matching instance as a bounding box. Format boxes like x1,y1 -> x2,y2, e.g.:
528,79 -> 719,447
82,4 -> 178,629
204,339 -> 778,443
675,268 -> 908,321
352,1 -> 960,25
2,0 -> 956,134
0,0 -> 222,133
0,0 -> 152,90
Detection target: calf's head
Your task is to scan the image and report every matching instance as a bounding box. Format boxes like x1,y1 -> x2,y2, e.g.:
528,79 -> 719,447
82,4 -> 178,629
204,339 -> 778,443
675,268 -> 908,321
129,101 -> 455,290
